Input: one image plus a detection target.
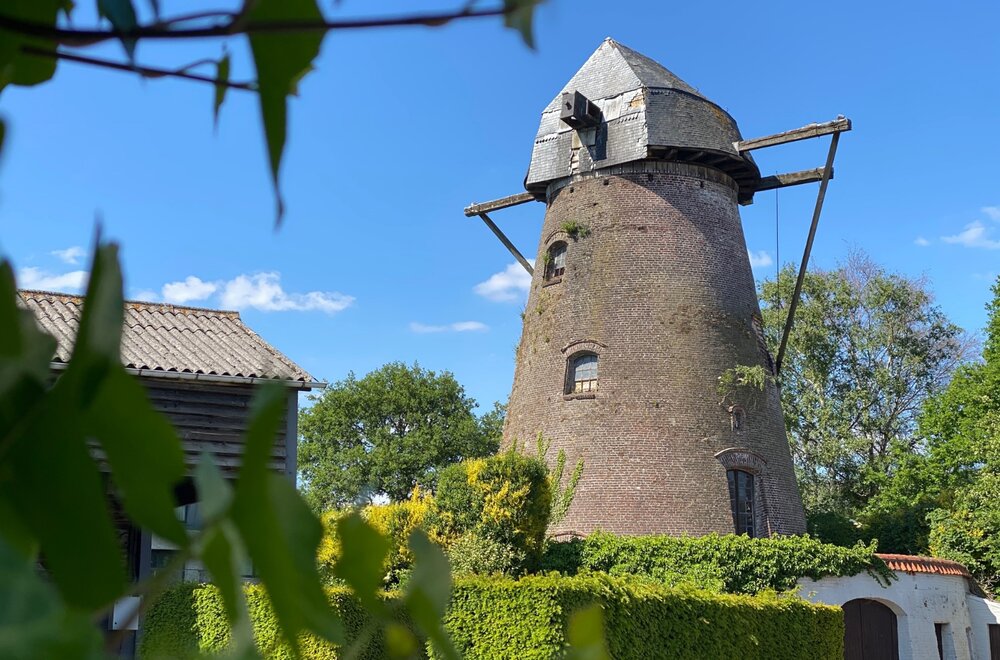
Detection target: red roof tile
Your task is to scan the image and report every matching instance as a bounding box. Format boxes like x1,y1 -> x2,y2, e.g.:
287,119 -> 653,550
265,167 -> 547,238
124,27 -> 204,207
876,554 -> 972,577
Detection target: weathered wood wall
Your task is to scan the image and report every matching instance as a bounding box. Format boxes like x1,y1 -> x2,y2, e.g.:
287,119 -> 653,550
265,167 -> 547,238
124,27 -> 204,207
142,379 -> 290,476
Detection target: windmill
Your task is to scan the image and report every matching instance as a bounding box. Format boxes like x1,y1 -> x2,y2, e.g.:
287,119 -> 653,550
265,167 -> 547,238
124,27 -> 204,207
464,39 -> 850,537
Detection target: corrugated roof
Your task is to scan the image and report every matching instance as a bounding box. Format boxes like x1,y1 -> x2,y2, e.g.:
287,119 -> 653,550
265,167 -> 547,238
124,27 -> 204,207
876,554 -> 972,577
19,290 -> 318,384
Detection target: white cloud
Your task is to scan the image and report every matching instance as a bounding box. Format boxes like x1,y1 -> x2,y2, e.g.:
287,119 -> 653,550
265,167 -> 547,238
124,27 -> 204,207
914,236 -> 931,247
941,221 -> 1000,250
747,250 -> 773,268
17,267 -> 88,292
474,262 -> 532,302
162,276 -> 218,304
982,206 -> 1000,222
410,321 -> 488,334
220,272 -> 353,314
131,289 -> 160,302
51,246 -> 85,265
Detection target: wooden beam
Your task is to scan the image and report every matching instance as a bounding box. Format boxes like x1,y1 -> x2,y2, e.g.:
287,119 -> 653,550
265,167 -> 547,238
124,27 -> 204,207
775,132 -> 841,377
477,212 -> 534,276
754,167 -> 833,192
737,117 -> 851,153
464,192 -> 535,217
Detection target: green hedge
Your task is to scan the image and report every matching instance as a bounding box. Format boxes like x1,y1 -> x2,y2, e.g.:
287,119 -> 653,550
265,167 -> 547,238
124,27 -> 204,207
141,575 -> 843,659
446,574 -> 843,660
540,531 -> 893,593
139,583 -> 415,660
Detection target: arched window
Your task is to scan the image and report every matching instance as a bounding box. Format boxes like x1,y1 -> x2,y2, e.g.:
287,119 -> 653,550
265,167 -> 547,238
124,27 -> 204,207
727,469 -> 755,537
544,242 -> 567,280
567,353 -> 598,393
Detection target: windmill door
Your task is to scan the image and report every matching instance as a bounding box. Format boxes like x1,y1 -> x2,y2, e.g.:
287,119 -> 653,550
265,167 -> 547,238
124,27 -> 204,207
843,599 -> 899,660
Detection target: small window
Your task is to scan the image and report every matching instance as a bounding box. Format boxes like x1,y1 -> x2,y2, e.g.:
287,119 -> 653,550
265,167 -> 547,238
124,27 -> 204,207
568,353 -> 598,393
727,469 -> 755,537
729,406 -> 746,432
545,242 -> 567,280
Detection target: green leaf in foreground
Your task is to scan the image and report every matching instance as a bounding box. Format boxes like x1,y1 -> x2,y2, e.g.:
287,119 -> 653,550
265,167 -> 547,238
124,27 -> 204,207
0,246 -> 129,609
214,52 -> 231,129
0,538 -> 104,660
333,513 -> 389,613
405,530 -> 458,660
97,0 -> 139,61
246,0 -> 325,223
232,384 -> 343,651
503,0 -> 539,49
86,367 -> 187,545
566,605 -> 610,660
0,1 -> 63,92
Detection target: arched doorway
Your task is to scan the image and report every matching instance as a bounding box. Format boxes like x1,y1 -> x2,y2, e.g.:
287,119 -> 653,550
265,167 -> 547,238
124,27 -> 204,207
843,599 -> 899,660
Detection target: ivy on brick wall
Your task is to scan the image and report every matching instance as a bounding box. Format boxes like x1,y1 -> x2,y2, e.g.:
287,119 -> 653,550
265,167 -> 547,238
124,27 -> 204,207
539,531 -> 894,594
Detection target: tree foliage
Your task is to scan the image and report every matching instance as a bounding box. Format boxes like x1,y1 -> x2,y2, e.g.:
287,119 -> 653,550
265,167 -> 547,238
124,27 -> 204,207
760,253 -> 969,521
299,363 -> 502,509
914,277 -> 1000,592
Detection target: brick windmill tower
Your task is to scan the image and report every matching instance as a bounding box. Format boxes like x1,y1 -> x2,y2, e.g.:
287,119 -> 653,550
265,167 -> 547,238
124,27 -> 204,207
465,39 -> 850,538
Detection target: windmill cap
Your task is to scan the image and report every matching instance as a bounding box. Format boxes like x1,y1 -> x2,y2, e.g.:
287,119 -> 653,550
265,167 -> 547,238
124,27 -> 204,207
525,39 -> 760,202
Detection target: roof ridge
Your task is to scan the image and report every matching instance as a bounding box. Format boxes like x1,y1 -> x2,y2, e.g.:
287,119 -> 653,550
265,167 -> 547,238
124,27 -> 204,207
18,289 -> 241,318
606,39 -> 703,98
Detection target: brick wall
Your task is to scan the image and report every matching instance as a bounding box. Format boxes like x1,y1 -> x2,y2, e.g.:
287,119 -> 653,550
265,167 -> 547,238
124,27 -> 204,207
502,162 -> 806,537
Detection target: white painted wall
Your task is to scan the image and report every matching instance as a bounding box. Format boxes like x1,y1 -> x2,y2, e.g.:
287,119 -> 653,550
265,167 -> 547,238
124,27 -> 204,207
796,572 -> 1000,660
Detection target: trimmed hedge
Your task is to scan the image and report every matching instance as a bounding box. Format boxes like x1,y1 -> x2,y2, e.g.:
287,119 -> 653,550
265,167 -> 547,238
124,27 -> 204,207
139,583 -> 415,660
540,531 -> 893,594
446,574 -> 843,660
141,575 -> 843,659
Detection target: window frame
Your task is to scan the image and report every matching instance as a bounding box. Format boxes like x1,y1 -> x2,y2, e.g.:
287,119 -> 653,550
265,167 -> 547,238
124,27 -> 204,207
726,468 -> 755,537
544,241 -> 568,281
566,352 -> 599,395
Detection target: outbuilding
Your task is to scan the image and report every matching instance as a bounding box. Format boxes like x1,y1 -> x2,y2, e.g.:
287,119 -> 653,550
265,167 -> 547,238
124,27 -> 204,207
798,554 -> 1000,660
21,290 -> 324,657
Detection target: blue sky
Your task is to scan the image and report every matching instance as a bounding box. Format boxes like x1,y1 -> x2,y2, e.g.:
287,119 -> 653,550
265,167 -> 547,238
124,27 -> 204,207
1,1 -> 998,411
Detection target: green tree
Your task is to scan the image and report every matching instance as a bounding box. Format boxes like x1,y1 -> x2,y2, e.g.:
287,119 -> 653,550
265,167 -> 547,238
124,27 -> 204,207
299,362 -> 502,509
914,277 -> 1000,591
760,252 -> 970,531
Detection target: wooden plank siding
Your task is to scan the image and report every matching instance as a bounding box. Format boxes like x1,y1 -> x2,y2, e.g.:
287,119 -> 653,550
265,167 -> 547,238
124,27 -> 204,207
143,379 -> 290,475
86,377 -> 294,477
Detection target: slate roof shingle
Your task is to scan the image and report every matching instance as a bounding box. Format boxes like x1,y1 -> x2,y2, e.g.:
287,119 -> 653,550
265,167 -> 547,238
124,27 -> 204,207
19,289 -> 318,384
525,38 -> 761,202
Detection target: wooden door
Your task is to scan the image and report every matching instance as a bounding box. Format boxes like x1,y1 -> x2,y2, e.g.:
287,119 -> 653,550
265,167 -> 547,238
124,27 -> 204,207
843,599 -> 899,660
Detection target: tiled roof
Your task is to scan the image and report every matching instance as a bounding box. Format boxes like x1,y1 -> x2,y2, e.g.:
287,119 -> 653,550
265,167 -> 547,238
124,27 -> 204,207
876,554 -> 972,577
19,290 -> 319,384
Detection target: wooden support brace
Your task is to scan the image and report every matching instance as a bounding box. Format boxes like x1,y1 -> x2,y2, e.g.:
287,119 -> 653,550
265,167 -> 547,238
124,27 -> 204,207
737,117 -> 851,153
464,192 -> 535,217
477,212 -> 534,276
754,167 -> 833,193
774,132 -> 841,377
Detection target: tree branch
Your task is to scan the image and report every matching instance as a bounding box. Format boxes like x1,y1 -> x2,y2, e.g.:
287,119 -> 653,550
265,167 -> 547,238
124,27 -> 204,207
21,46 -> 256,91
0,6 -> 507,47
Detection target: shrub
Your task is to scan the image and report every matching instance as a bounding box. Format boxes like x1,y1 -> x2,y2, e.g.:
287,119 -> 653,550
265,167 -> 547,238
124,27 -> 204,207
539,531 -> 893,594
448,532 -> 526,577
143,576 -> 843,660
318,489 -> 433,586
431,450 -> 551,571
445,574 -> 843,660
140,584 -> 417,660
